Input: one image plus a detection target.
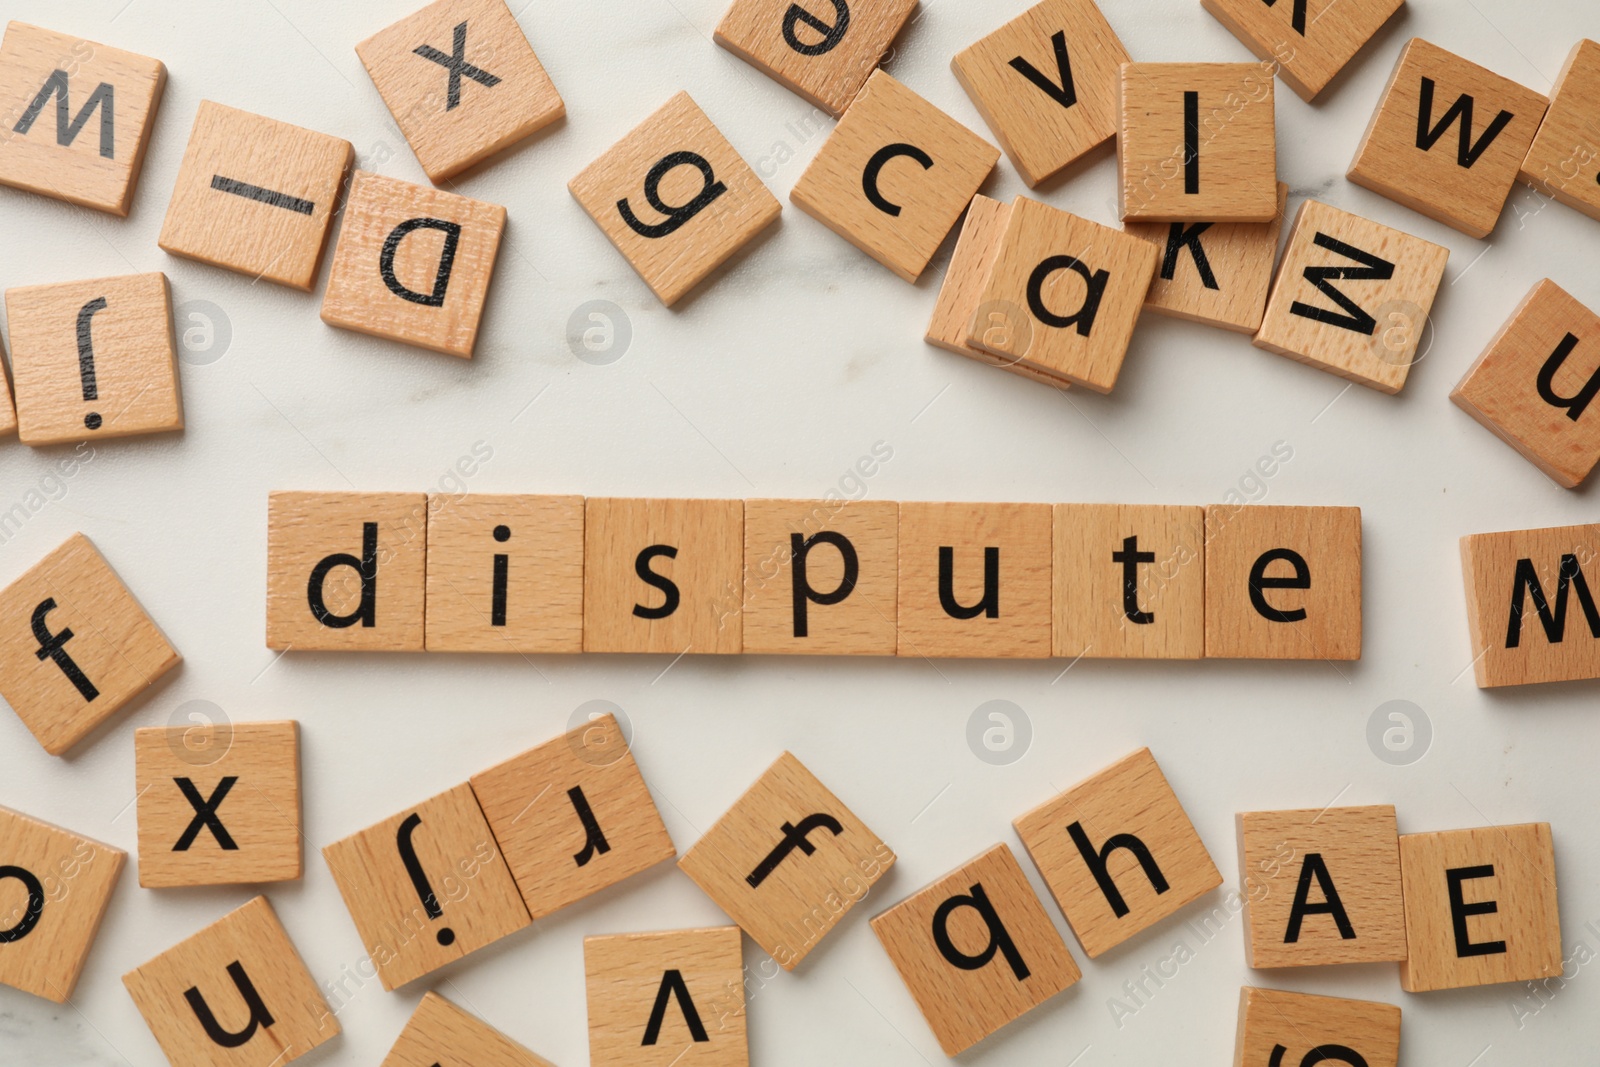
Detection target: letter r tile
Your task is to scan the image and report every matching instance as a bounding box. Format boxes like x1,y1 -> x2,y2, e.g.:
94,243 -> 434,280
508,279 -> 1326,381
584,926 -> 747,1067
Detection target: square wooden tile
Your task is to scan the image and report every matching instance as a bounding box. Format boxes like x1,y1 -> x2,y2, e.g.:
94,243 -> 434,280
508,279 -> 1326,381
1014,748 -> 1221,957
1451,279 -> 1600,489
158,101 -> 352,291
5,272 -> 182,446
569,92 -> 780,307
1053,504 -> 1205,660
583,498 -> 744,654
1119,63 -> 1278,223
0,532 -> 179,756
742,498 -> 898,656
1125,182 -> 1287,334
1459,522 -> 1600,688
265,491 -> 428,652
791,70 -> 998,282
870,843 -> 1080,1056
896,501 -> 1051,659
1201,0 -> 1404,102
584,926 -> 747,1067
1520,40 -> 1600,223
715,0 -> 917,116
123,896 -> 338,1067
1399,823 -> 1562,992
1348,38 -> 1548,238
321,169 -> 506,357
963,197 -> 1159,393
1237,806 -> 1405,968
1255,199 -> 1447,393
357,0 -> 564,182
322,783 -> 531,991
425,494 -> 585,653
469,712 -> 677,920
134,720 -> 302,888
1234,987 -> 1400,1067
679,752 -> 895,969
952,0 -> 1131,187
0,22 -> 166,215
0,804 -> 124,1002
1204,504 -> 1362,660
382,991 -> 556,1067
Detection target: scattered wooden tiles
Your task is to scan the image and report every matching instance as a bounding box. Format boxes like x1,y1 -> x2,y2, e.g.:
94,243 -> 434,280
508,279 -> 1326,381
1451,279 -> 1600,489
584,926 -> 747,1067
134,720 -> 302,888
790,70 -> 999,282
870,843 -> 1080,1056
5,272 -> 183,445
320,170 -> 506,357
380,991 -> 556,1067
952,0 -> 1131,187
158,101 -> 352,291
679,752 -> 894,969
1234,987 -> 1401,1067
1459,521 -> 1600,688
1254,199 -> 1448,394
0,532 -> 179,755
1348,38 -> 1548,238
0,804 -> 124,1002
0,22 -> 167,215
715,0 -> 917,116
1014,748 -> 1221,957
1399,823 -> 1562,992
1520,39 -> 1600,222
1201,0 -> 1404,102
569,92 -> 781,307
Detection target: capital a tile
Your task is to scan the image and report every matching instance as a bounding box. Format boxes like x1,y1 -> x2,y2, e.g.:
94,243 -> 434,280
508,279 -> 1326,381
1201,0 -> 1404,102
714,0 -> 917,116
1459,522 -> 1600,687
1233,987 -> 1401,1067
380,991 -> 556,1067
1520,40 -> 1600,223
584,926 -> 747,1067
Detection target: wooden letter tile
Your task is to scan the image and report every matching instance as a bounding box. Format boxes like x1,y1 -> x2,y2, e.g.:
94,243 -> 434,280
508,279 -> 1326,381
870,843 -> 1080,1056
679,752 -> 895,969
1254,200 -> 1447,393
714,0 -> 917,117
0,532 -> 179,755
952,0 -> 1130,187
742,498 -> 898,656
791,70 -> 998,282
134,720 -> 302,888
583,498 -> 743,654
320,170 -> 506,357
1399,823 -> 1562,992
1014,748 -> 1221,957
123,896 -> 338,1067
5,272 -> 182,446
963,197 -> 1158,393
1203,504 -> 1362,660
425,493 -> 585,653
1201,0 -> 1404,102
1451,279 -> 1600,489
1236,806 -> 1405,968
1459,522 -> 1600,687
569,93 -> 780,307
322,783 -> 531,991
357,0 -> 564,182
584,926 -> 747,1067
266,491 -> 428,652
1234,987 -> 1400,1067
1520,40 -> 1600,223
1053,504 -> 1205,660
1124,183 -> 1287,333
469,712 -> 676,920
1348,38 -> 1548,238
0,804 -> 124,1002
1119,63 -> 1279,223
158,101 -> 353,291
0,22 -> 166,215
381,991 -> 556,1067
896,501 -> 1051,658
1,339 -> 16,438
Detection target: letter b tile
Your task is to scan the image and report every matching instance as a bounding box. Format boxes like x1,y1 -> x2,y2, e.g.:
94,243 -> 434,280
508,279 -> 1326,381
584,926 -> 747,1067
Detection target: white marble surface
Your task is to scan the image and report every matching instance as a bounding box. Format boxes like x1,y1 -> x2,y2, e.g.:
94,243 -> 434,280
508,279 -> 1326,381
1,0 -> 1598,1064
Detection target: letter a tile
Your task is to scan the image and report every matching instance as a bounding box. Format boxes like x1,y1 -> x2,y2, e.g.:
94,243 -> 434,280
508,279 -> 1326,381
1234,988 -> 1400,1067
381,992 -> 557,1067
1459,522 -> 1600,687
569,93 -> 781,307
584,926 -> 747,1067
321,170 -> 506,357
715,0 -> 917,116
